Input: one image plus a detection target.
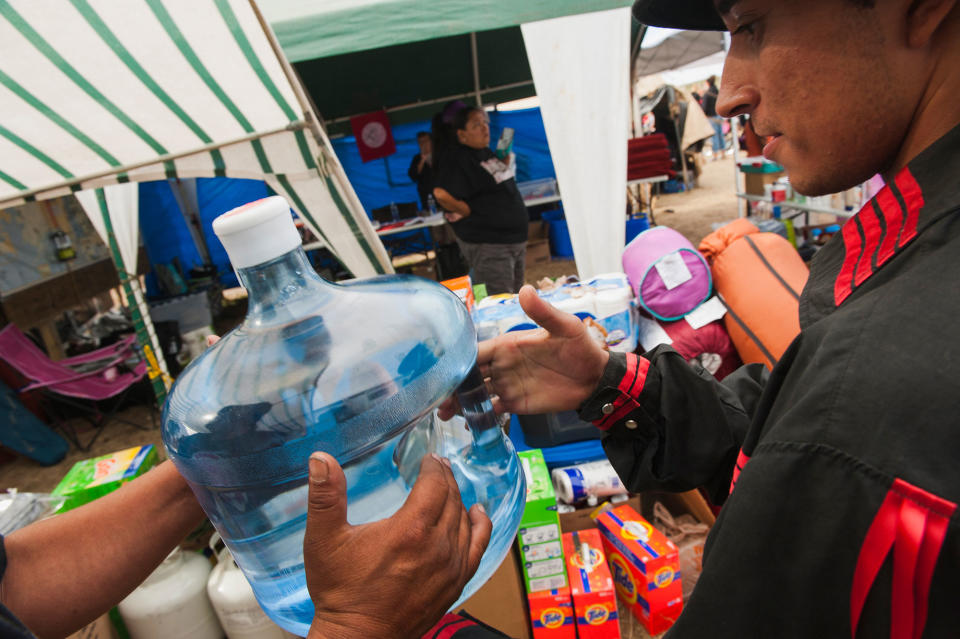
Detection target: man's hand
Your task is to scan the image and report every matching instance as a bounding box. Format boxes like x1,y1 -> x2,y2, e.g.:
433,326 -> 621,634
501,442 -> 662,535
444,211 -> 465,223
439,285 -> 609,420
304,452 -> 491,639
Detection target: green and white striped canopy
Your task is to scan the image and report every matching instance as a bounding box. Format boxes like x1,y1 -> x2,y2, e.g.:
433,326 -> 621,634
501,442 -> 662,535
0,0 -> 391,277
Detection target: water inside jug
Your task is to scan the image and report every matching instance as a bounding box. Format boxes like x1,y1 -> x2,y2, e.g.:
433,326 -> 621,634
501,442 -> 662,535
161,196 -> 525,636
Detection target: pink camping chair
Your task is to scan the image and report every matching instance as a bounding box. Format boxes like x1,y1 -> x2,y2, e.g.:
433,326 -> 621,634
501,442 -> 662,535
0,324 -> 153,451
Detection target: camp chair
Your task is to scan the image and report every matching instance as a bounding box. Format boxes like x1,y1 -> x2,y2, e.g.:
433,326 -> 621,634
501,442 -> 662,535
0,324 -> 153,451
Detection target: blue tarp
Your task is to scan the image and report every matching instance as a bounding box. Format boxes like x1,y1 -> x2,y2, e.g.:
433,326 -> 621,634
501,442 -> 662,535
330,107 -> 557,215
139,178 -> 269,296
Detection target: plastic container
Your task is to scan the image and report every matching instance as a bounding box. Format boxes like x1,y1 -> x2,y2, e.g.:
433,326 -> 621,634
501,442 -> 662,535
118,548 -> 223,639
517,411 -> 602,449
551,459 -> 628,505
207,534 -> 298,639
162,196 -> 525,636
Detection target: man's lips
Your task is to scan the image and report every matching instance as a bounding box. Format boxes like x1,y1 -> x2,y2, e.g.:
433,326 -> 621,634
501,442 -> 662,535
761,133 -> 783,161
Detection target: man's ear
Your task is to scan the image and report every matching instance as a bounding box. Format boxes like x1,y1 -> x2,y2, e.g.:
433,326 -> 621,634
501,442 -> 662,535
906,0 -> 957,47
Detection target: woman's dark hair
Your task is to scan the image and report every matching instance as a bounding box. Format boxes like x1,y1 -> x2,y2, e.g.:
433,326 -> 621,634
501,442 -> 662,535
431,102 -> 483,172
452,106 -> 484,133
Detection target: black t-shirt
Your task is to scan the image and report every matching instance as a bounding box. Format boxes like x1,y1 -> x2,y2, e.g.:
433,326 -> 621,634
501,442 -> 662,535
702,85 -> 719,117
407,153 -> 435,210
435,145 -> 528,244
0,537 -> 36,639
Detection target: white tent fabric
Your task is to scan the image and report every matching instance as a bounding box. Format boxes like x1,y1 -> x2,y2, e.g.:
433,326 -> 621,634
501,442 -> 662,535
0,0 -> 390,279
522,8 -> 631,279
633,29 -> 726,81
75,183 -> 172,391
76,183 -> 140,276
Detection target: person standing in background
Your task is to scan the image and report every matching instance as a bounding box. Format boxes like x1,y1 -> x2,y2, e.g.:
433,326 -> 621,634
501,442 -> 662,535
433,106 -> 528,295
701,75 -> 726,159
407,131 -> 435,211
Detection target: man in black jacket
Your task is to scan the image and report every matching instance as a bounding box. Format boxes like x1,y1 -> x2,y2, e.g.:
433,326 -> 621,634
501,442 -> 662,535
456,0 -> 960,636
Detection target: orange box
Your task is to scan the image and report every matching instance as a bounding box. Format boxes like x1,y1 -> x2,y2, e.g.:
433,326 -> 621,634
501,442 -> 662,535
595,505 -> 682,635
563,529 -> 621,639
528,586 -> 576,639
441,275 -> 475,312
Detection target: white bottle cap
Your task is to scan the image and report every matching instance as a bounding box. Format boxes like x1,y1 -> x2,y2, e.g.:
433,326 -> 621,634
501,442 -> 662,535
212,196 -> 301,269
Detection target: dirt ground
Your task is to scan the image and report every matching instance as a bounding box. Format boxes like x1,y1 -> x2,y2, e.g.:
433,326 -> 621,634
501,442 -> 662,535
0,155 -> 737,495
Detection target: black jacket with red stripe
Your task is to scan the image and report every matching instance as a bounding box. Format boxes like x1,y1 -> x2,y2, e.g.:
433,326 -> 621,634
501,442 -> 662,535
578,124 -> 960,638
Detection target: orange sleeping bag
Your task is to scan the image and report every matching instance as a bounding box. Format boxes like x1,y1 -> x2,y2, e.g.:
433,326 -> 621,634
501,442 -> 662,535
698,218 -> 809,369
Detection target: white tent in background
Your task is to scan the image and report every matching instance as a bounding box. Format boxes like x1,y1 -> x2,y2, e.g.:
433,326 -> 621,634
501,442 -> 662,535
523,8 -> 632,278
0,0 -> 392,404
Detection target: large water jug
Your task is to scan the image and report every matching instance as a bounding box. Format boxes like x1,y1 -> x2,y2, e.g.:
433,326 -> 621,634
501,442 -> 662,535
161,196 -> 525,636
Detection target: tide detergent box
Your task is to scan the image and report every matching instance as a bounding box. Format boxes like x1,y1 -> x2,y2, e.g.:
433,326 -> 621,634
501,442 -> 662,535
516,450 -> 575,638
51,445 -> 158,513
528,586 -> 575,638
441,275 -> 475,311
595,504 -> 682,635
563,529 -> 621,638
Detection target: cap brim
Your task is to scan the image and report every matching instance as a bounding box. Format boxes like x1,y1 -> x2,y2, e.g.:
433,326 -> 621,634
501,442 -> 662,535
632,0 -> 726,31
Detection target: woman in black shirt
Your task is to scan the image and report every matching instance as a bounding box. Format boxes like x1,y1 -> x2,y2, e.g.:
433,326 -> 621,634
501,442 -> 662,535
433,107 -> 529,295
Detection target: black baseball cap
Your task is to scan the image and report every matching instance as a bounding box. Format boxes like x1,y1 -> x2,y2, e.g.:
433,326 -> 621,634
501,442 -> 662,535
632,0 -> 726,31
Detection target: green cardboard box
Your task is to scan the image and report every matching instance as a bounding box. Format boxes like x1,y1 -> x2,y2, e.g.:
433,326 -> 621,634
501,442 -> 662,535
51,445 -> 158,513
516,449 -> 567,593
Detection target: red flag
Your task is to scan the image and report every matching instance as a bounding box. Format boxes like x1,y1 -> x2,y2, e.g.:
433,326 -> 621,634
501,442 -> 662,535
350,110 -> 396,162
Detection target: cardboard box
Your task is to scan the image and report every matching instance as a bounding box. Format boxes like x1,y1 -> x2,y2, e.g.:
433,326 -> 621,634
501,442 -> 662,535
441,275 -> 475,311
743,170 -> 785,196
458,546 -> 531,639
51,445 -> 158,513
528,220 -> 549,241
595,505 -> 683,636
563,529 -> 620,638
526,239 -> 552,266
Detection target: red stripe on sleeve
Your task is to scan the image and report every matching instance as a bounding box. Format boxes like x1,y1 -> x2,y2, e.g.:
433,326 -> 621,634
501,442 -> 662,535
596,355 -> 649,430
834,215 -> 864,306
913,511 -> 951,639
894,168 -> 924,249
423,615 -> 475,639
874,186 -> 903,266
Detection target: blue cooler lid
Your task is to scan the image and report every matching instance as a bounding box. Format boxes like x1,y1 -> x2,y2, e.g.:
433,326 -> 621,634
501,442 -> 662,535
508,415 -> 607,469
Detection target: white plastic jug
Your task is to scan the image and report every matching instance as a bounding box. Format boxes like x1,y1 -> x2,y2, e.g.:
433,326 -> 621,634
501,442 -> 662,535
118,547 -> 224,639
207,534 -> 298,639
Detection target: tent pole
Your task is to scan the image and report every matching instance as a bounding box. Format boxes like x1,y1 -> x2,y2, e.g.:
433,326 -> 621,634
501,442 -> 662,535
168,178 -> 213,265
470,32 -> 482,107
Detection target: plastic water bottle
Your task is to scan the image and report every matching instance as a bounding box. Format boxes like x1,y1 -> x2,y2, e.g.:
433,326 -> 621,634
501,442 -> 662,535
390,201 -> 399,221
161,196 -> 524,637
427,193 -> 437,215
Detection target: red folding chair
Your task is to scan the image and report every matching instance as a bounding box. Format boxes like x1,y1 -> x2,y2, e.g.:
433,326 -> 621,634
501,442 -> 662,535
0,325 -> 154,451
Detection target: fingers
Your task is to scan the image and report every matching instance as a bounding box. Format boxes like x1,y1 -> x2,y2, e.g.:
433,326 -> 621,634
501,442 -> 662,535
303,452 -> 349,554
517,285 -> 584,338
436,396 -> 461,422
464,504 -> 492,578
206,334 -> 220,347
402,454 -> 458,525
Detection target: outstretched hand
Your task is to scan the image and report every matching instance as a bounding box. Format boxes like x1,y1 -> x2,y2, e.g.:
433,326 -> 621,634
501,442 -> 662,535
303,453 -> 491,639
439,285 -> 609,420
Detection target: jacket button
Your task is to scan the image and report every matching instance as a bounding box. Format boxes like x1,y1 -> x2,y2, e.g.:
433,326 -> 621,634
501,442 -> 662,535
624,419 -> 638,430
601,403 -> 614,415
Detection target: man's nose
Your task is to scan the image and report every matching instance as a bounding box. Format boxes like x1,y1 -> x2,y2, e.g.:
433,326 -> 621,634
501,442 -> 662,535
716,52 -> 759,118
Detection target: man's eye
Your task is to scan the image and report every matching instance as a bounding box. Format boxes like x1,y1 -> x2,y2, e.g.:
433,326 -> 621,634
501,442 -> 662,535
732,22 -> 757,37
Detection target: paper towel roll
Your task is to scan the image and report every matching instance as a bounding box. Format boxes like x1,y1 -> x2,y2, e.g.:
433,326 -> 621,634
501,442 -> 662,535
552,289 -> 597,317
594,286 -> 633,320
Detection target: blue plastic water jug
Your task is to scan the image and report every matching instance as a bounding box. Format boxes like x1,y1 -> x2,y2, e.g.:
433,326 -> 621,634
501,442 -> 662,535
161,196 -> 525,636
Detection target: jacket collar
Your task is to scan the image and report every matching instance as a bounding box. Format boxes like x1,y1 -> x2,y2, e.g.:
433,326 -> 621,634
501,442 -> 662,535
800,122 -> 960,326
